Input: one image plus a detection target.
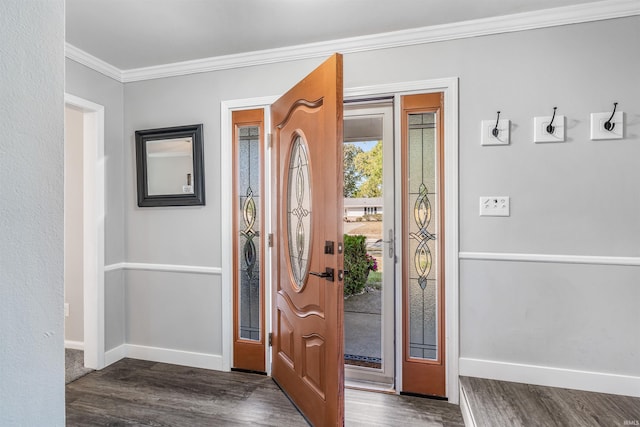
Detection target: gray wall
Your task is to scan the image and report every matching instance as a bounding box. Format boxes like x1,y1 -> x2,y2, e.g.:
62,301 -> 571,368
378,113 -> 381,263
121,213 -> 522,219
64,106 -> 85,343
122,60 -> 317,353
64,15 -> 640,390
342,18 -> 640,376
120,15 -> 640,381
461,261 -> 639,375
125,270 -> 221,353
0,1 -> 65,424
65,59 -> 126,351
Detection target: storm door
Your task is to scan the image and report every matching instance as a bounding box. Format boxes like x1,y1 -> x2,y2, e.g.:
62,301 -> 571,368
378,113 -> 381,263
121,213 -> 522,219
342,102 -> 395,389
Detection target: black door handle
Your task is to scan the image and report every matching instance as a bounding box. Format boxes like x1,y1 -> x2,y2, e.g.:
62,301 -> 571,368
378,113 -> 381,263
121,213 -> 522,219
310,267 -> 334,282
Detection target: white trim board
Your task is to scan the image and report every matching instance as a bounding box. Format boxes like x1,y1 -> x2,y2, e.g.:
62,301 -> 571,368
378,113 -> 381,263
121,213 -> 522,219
459,357 -> 640,398
64,340 -> 84,351
104,262 -> 222,275
65,43 -> 121,82
103,344 -> 224,371
104,344 -> 127,367
220,98 -> 276,373
65,0 -> 640,82
65,94 -> 106,371
459,252 -> 640,266
459,383 -> 478,427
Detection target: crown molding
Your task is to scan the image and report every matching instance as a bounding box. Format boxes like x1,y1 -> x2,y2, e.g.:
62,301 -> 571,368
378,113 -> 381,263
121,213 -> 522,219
65,0 -> 640,83
65,43 -> 123,81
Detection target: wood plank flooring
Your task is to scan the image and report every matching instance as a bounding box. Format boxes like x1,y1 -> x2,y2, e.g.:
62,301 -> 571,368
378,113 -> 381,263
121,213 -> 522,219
66,358 -> 464,426
460,376 -> 640,427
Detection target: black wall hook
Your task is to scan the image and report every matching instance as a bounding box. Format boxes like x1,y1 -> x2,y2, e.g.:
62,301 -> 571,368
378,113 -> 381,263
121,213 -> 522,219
492,111 -> 501,137
604,102 -> 618,131
546,107 -> 557,134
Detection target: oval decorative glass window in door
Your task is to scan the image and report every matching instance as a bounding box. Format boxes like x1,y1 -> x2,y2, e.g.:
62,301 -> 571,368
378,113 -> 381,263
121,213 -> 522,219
287,135 -> 312,290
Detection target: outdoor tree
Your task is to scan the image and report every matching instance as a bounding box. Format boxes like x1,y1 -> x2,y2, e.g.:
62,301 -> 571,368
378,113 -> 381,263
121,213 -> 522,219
343,143 -> 363,197
354,141 -> 383,198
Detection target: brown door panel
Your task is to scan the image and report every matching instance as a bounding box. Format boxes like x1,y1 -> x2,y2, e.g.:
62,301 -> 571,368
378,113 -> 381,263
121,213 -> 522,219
271,54 -> 344,426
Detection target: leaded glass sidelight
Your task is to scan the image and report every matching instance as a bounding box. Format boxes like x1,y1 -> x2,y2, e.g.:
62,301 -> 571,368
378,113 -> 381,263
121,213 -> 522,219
238,125 -> 261,341
287,136 -> 312,290
407,112 -> 438,360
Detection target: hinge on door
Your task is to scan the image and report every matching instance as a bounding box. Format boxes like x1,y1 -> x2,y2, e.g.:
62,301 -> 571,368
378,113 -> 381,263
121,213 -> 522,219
268,233 -> 273,247
268,332 -> 273,347
267,133 -> 272,148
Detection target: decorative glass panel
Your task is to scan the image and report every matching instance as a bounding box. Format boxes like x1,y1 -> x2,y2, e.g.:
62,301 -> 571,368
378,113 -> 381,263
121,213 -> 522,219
287,136 -> 312,290
238,125 -> 261,341
407,112 -> 438,360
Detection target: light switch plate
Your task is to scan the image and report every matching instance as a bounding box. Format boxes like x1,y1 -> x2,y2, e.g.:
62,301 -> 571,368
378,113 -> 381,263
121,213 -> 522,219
481,119 -> 510,146
590,111 -> 623,140
534,115 -> 565,143
479,196 -> 510,216
64,303 -> 69,317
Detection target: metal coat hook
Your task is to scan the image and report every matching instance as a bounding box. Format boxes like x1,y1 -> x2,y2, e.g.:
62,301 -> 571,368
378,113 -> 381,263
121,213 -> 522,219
546,107 -> 557,134
604,102 -> 618,131
492,111 -> 501,137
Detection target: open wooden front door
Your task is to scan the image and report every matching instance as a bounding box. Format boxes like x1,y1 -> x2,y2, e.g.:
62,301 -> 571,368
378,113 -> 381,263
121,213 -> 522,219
271,54 -> 344,426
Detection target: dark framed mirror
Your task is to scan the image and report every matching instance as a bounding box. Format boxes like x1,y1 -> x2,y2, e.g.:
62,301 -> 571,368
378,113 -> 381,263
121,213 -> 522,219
135,124 -> 205,207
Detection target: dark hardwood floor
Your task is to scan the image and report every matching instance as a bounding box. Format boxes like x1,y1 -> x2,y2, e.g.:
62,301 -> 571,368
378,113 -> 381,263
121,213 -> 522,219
66,358 -> 464,426
460,376 -> 640,427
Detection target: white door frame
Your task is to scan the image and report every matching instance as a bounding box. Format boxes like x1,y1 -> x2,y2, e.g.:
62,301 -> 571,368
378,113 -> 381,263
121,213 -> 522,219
220,78 -> 459,403
220,96 -> 276,374
64,94 -> 106,370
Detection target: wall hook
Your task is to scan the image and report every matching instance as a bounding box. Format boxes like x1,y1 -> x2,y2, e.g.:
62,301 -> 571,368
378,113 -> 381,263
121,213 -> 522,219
604,102 -> 618,131
546,107 -> 557,134
492,111 -> 501,137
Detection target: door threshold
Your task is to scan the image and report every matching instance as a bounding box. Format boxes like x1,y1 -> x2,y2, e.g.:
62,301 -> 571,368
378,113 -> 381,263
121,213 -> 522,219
345,378 -> 395,394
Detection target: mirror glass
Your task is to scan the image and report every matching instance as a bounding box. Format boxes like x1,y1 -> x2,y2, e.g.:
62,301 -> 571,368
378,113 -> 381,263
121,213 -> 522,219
146,137 -> 194,195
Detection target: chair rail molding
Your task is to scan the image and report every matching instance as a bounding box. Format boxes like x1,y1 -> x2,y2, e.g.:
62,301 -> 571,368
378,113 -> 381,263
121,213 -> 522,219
459,251 -> 640,266
104,262 -> 222,275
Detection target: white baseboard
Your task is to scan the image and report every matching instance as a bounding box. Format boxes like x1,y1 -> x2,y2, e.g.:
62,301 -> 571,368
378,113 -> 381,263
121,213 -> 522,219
459,382 -> 477,427
102,343 -> 224,371
459,357 -> 640,398
64,340 -> 84,350
104,344 -> 127,367
126,344 -> 224,371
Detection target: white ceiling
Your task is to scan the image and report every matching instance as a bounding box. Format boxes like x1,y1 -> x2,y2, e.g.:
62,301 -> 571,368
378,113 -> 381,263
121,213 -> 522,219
66,0 -> 602,70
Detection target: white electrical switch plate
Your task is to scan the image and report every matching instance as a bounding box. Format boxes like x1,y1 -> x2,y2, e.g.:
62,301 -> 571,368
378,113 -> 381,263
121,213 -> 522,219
534,115 -> 565,143
590,111 -> 623,140
479,196 -> 510,217
481,119 -> 510,146
64,303 -> 69,317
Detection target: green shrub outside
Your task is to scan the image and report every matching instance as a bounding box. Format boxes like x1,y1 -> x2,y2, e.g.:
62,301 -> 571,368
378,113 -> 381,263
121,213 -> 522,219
344,234 -> 370,297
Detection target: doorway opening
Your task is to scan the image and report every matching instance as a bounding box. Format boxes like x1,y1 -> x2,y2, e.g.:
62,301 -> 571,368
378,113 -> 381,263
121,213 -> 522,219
63,94 -> 106,371
221,77 -> 460,408
343,101 -> 395,390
